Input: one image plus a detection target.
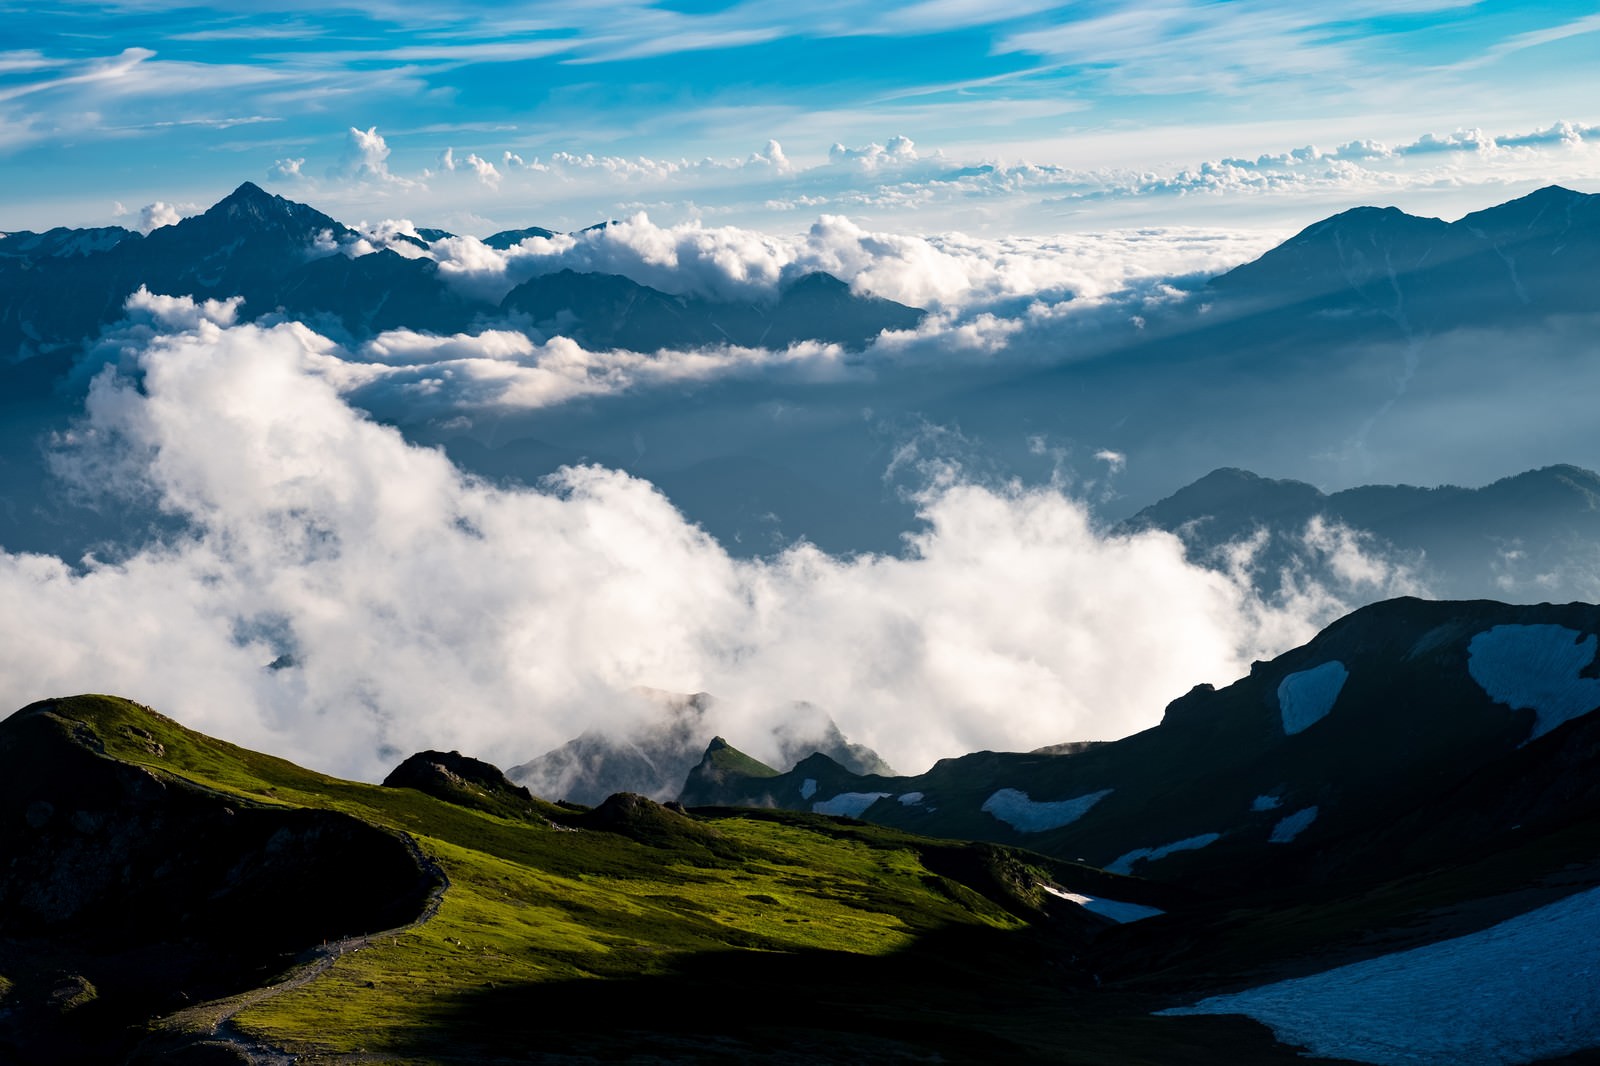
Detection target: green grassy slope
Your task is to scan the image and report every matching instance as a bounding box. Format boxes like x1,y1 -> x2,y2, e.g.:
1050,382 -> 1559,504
1,695 -> 1346,1064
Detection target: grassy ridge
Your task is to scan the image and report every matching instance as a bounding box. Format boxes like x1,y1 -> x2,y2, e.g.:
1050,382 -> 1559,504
10,695 -> 1334,1063
33,698 -> 1041,1058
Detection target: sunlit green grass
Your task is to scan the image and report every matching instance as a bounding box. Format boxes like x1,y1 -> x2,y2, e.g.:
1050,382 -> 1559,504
48,695 -> 1034,1057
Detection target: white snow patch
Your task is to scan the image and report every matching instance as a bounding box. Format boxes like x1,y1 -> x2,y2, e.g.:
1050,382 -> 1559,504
1269,805 -> 1319,844
1467,625 -> 1600,742
981,787 -> 1113,832
811,791 -> 889,817
799,777 -> 818,800
1251,794 -> 1283,812
1106,833 -> 1221,875
897,791 -> 925,806
1160,884 -> 1600,1065
1278,661 -> 1348,735
1043,884 -> 1165,924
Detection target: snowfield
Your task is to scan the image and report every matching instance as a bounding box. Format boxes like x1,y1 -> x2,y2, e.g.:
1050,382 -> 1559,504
811,791 -> 889,817
1159,884 -> 1600,1065
981,787 -> 1113,832
1042,884 -> 1164,924
1277,661 -> 1348,735
1269,806 -> 1318,844
1107,832 -> 1221,875
1468,624 -> 1600,741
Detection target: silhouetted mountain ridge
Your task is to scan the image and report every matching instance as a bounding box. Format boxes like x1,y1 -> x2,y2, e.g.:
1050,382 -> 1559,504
686,596 -> 1600,901
1209,184 -> 1600,327
1123,464 -> 1600,599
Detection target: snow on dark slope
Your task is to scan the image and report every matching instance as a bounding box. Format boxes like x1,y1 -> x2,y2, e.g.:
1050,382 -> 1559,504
686,597 -> 1600,897
1162,883 -> 1600,1065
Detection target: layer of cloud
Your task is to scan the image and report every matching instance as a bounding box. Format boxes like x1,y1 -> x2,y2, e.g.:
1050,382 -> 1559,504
16,293 -> 1397,782
348,206 -> 1279,313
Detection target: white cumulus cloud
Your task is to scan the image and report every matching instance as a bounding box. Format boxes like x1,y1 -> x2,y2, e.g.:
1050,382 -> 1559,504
14,294 -> 1378,782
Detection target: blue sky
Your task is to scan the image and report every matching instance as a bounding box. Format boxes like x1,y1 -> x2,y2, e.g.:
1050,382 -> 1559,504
4,1 -> 1600,233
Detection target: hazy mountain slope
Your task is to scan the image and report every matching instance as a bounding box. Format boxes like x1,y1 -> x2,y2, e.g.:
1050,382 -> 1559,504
509,690 -> 894,805
914,184 -> 1600,516
1210,185 -> 1600,328
1124,465 -> 1600,600
500,267 -> 923,351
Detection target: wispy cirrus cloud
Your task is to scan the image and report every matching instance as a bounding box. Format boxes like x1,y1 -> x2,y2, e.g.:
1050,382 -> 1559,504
263,116 -> 1600,238
4,1 -> 1599,233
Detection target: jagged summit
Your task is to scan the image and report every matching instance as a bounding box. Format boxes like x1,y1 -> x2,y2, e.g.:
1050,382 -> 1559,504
383,748 -> 549,822
179,179 -> 348,239
224,179 -> 272,203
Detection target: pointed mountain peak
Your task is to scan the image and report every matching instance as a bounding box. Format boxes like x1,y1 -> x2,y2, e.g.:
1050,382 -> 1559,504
205,181 -> 283,217
189,180 -> 349,238
690,737 -> 779,780
227,180 -> 271,201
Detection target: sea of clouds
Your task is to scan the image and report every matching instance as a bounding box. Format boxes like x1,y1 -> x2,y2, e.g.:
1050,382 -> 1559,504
1,288 -> 1421,782
287,210 -> 1283,420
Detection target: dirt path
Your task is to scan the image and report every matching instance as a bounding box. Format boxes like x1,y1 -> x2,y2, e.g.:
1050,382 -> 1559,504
136,834 -> 449,1064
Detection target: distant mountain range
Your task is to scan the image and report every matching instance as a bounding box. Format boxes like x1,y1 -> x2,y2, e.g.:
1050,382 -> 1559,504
5,183 -> 1600,574
1209,183 -> 1600,330
0,181 -> 923,363
448,184 -> 1600,558
1123,463 -> 1600,601
506,689 -> 894,805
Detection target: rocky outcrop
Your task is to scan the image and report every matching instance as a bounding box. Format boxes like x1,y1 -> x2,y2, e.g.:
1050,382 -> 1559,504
383,749 -> 544,822
0,697 -> 444,1063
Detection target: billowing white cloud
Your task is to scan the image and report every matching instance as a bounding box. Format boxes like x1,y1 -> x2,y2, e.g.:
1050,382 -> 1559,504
268,156 -> 306,181
828,134 -> 921,169
15,293 -> 1387,781
135,201 -> 194,232
754,138 -> 791,173
338,125 -> 416,186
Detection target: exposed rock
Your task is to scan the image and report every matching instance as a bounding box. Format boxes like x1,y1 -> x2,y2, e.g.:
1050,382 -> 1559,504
383,749 -> 542,822
0,696 -> 444,1063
